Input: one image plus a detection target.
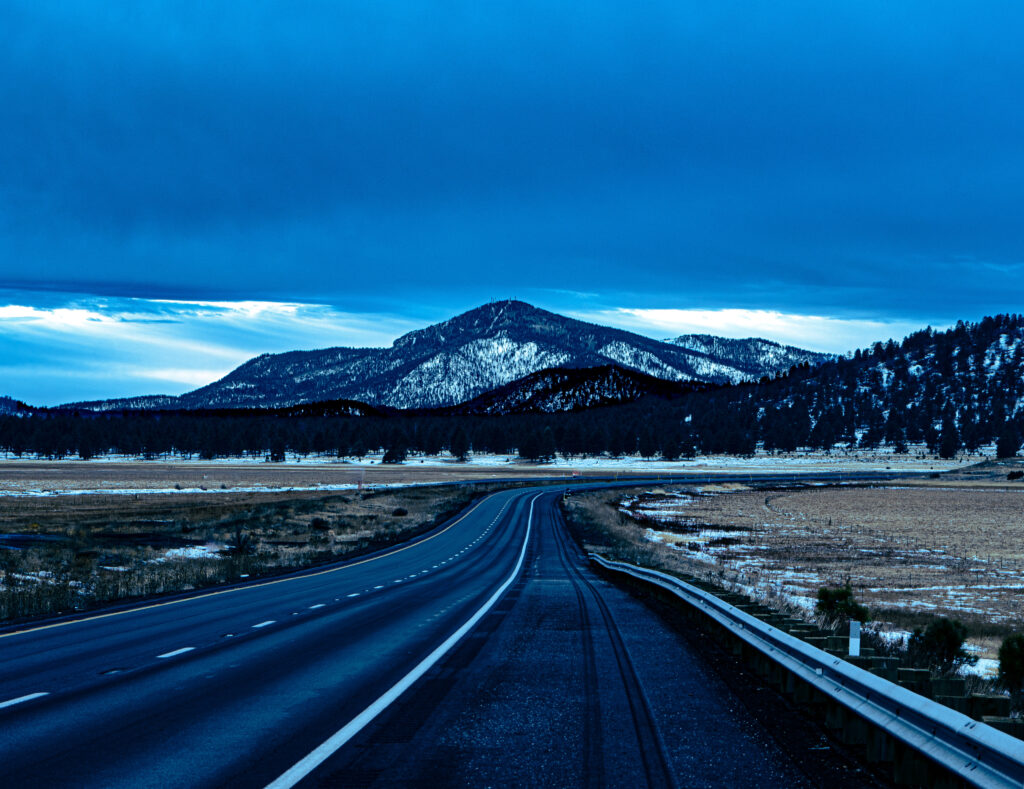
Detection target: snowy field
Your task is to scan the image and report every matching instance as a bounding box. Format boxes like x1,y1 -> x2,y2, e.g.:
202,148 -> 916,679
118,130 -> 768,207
620,484 -> 1024,677
0,446 -> 968,498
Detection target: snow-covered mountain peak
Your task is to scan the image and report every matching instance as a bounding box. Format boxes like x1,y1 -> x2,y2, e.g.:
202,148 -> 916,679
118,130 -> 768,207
66,301 -> 830,411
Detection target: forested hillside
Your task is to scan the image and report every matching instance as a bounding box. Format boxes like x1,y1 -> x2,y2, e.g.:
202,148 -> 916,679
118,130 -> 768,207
4,315 -> 1023,462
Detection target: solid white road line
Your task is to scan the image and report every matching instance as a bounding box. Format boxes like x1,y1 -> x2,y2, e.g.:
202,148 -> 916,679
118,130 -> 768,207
157,647 -> 195,659
0,692 -> 49,710
252,621 -> 275,629
264,493 -> 539,789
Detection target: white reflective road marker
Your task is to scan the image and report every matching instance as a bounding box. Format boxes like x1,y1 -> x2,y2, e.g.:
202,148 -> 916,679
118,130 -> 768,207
0,692 -> 49,709
157,647 -> 195,659
264,494 -> 539,789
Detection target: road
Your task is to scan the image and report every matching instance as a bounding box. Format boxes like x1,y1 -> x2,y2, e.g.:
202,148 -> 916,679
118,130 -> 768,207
0,481 -> 886,787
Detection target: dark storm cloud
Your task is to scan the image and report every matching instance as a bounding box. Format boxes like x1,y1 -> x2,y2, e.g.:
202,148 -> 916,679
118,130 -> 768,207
2,1 -> 1024,320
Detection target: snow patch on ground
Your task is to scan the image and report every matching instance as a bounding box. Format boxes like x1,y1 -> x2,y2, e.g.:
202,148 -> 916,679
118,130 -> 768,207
2,483 -> 362,498
156,545 -> 225,561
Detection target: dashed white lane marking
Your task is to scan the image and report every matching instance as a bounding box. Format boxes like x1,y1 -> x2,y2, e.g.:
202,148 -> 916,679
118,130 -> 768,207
252,620 -> 275,629
346,593 -> 359,598
0,692 -> 49,709
310,603 -> 326,609
264,493 -> 538,789
157,647 -> 195,659
374,585 -> 384,590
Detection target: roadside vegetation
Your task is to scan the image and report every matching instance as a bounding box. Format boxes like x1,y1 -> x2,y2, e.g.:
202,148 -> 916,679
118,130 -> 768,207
562,482 -> 1024,717
0,484 -> 488,623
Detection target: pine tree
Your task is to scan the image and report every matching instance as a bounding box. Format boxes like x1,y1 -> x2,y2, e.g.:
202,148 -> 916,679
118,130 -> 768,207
449,426 -> 470,462
997,423 -> 1021,459
938,415 -> 960,459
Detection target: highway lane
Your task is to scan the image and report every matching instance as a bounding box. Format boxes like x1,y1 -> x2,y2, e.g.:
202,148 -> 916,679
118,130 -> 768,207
0,487 -> 536,787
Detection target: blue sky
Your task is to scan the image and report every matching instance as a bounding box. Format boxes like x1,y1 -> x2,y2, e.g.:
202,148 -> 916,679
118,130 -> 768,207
3,2 -> 1024,404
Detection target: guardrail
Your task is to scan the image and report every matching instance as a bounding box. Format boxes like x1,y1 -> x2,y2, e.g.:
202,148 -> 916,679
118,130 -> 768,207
591,555 -> 1024,789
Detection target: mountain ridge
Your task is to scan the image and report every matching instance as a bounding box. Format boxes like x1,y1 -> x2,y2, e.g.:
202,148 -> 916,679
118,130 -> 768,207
63,300 -> 830,412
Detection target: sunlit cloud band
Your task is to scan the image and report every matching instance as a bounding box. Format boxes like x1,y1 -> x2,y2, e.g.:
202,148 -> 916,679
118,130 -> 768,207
574,308 -> 930,354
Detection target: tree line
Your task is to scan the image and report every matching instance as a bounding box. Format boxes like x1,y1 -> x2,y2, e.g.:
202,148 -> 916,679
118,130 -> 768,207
2,313 -> 1023,462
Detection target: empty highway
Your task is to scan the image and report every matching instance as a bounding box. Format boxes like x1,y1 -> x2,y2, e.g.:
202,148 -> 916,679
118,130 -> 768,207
0,482 -> 886,787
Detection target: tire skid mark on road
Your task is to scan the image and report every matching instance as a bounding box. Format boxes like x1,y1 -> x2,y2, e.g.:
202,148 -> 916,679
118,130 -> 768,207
550,504 -> 678,789
548,502 -> 606,787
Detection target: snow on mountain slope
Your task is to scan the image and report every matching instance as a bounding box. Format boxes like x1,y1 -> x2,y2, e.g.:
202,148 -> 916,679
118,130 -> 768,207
668,334 -> 832,377
66,301 -> 830,411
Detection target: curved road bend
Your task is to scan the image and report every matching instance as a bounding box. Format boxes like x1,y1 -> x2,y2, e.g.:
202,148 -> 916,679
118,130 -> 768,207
1,483 -> 890,787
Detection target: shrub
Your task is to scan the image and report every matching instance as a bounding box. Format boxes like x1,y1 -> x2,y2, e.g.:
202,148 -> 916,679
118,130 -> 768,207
227,526 -> 254,557
815,583 -> 869,624
1007,470 -> 1023,481
392,507 -> 408,517
998,633 -> 1024,706
907,617 -> 976,675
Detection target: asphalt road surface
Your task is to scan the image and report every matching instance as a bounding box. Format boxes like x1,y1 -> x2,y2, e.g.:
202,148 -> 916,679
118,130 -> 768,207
0,483 -> 885,788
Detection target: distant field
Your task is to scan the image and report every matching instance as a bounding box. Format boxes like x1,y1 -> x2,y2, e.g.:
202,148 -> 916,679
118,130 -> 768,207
569,474 -> 1024,670
0,459 -> 581,496
0,448 -> 965,496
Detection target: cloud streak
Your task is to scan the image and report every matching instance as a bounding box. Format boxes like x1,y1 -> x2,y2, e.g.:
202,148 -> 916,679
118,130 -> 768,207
0,292 -> 419,405
2,3 -> 1024,321
577,308 -> 929,354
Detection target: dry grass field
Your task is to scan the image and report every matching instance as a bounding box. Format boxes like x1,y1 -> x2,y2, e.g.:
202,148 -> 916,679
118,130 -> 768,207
566,475 -> 1024,670
0,483 -> 490,622
0,459 -> 596,496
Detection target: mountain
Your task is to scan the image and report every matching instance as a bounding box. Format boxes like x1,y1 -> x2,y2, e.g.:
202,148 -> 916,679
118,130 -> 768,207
449,364 -> 709,415
17,314 -> 1024,464
67,300 -> 830,411
668,334 -> 831,377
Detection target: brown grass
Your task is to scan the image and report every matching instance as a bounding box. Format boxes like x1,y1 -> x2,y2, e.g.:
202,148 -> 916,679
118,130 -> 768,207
0,484 -> 490,623
565,482 -> 1024,667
